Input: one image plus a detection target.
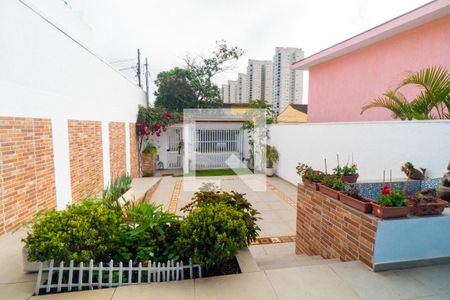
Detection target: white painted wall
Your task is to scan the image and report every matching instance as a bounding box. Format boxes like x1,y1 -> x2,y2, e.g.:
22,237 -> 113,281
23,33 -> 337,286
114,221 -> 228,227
0,0 -> 146,209
269,121 -> 450,185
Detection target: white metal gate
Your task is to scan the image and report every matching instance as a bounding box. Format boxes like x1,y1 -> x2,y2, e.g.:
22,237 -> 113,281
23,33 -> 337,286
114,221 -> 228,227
194,128 -> 244,170
167,128 -> 183,169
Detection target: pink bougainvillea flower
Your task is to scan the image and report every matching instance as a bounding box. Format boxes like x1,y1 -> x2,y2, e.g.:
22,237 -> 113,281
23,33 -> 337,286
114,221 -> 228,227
154,124 -> 161,131
156,132 -> 161,137
145,129 -> 150,135
165,112 -> 171,118
315,170 -> 321,174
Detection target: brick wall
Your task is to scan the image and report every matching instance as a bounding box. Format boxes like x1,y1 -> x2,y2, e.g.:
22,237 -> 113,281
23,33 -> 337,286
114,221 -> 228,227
108,122 -> 126,182
0,117 -> 56,234
68,120 -> 104,203
129,123 -> 140,178
296,185 -> 378,268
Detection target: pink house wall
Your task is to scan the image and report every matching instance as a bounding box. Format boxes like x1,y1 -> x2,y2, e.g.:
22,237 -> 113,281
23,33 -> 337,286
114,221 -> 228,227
308,15 -> 450,122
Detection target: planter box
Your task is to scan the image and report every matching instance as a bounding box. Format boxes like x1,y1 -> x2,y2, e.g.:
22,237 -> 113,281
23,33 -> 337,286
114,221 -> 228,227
142,154 -> 154,176
318,184 -> 340,200
371,203 -> 410,220
339,193 -> 373,213
409,198 -> 448,216
340,174 -> 359,183
302,178 -> 318,191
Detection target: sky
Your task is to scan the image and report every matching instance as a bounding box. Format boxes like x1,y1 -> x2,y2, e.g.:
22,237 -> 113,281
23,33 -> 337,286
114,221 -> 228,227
68,0 -> 430,103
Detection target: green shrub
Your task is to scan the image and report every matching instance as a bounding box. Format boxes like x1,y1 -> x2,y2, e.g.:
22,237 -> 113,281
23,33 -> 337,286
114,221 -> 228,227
143,143 -> 157,155
181,189 -> 260,243
377,188 -> 408,207
333,163 -> 358,176
321,174 -> 346,191
102,174 -> 132,210
24,200 -> 124,263
176,203 -> 247,268
296,163 -> 323,183
118,202 -> 180,262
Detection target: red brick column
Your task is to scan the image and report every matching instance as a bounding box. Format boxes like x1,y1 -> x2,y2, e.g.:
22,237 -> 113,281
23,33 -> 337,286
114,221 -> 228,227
0,117 -> 56,234
296,184 -> 377,267
68,120 -> 104,203
129,123 -> 140,178
108,122 -> 126,182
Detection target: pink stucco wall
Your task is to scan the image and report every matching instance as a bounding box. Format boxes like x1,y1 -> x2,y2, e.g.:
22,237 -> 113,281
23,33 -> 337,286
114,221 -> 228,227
308,15 -> 450,122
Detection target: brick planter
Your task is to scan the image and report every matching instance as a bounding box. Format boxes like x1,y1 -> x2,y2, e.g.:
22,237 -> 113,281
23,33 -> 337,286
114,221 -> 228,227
142,154 -> 154,176
296,184 -> 377,268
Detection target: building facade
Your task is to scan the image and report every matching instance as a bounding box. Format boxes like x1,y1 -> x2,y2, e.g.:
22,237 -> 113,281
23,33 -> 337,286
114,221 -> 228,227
228,80 -> 238,103
237,73 -> 248,103
221,84 -> 229,103
272,47 -> 304,114
247,59 -> 273,102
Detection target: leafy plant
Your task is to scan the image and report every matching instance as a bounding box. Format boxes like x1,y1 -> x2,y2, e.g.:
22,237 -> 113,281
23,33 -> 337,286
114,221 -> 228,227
24,200 -> 124,263
343,185 -> 365,200
102,174 -> 132,211
265,145 -> 279,168
176,203 -> 247,268
377,188 -> 408,207
118,203 -> 181,262
181,190 -> 260,243
321,174 -> 346,191
401,162 -> 426,180
142,143 -> 157,155
333,163 -> 358,176
296,163 -> 323,183
361,66 -> 450,120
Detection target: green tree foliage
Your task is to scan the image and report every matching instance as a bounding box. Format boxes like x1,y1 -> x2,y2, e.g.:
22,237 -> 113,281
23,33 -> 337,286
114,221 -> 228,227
361,66 -> 450,119
176,203 -> 247,268
154,68 -> 198,112
154,40 -> 244,112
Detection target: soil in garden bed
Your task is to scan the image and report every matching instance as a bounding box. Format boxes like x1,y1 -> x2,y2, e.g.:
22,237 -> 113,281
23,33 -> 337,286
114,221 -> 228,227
201,257 -> 241,277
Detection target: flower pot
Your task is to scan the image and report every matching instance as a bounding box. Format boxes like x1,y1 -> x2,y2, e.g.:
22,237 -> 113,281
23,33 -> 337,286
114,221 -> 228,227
339,193 -> 372,213
340,174 -> 359,183
142,153 -> 154,176
318,184 -> 340,200
371,203 -> 410,220
303,179 -> 318,191
265,168 -> 274,177
408,198 -> 448,216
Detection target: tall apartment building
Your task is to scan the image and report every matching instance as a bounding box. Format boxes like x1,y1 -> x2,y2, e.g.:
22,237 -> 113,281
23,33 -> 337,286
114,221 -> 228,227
272,47 -> 304,114
247,60 -> 273,102
221,84 -> 229,103
228,80 -> 238,103
237,73 -> 248,103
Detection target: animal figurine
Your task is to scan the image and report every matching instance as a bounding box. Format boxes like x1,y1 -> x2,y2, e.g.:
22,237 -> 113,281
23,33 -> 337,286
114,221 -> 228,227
401,162 -> 426,180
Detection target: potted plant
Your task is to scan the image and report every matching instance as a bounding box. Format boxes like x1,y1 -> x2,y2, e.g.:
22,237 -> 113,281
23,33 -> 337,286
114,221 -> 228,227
142,143 -> 157,176
265,145 -> 279,177
371,186 -> 410,219
401,162 -> 426,180
333,163 -> 359,183
339,185 -> 373,213
296,163 -> 323,190
408,188 -> 448,216
318,174 -> 346,200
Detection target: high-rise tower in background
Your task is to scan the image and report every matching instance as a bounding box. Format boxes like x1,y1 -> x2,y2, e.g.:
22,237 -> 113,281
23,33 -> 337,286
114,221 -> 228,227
247,59 -> 273,102
228,80 -> 238,103
237,73 -> 248,103
272,47 -> 304,114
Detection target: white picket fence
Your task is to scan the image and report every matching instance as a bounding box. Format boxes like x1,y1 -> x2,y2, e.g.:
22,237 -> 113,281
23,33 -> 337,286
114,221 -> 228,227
35,259 -> 202,295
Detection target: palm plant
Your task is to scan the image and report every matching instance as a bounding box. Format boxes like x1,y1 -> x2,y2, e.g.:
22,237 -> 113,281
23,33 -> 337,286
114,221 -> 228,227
361,66 -> 450,119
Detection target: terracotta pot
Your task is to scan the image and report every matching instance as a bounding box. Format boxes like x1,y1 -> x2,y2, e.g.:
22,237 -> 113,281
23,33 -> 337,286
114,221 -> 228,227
302,177 -> 318,191
408,198 -> 448,216
371,202 -> 410,220
339,193 -> 373,213
142,153 -> 154,176
318,184 -> 340,200
340,174 -> 359,183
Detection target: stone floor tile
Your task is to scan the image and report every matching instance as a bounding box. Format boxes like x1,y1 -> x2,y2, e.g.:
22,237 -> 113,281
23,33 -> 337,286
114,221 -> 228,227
29,288 -> 115,300
0,282 -> 35,300
266,264 -> 362,300
194,272 -> 278,300
113,280 -> 194,300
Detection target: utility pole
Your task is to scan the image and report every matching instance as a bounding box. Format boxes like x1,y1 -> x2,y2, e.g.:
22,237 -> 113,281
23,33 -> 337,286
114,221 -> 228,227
144,57 -> 150,106
137,48 -> 142,87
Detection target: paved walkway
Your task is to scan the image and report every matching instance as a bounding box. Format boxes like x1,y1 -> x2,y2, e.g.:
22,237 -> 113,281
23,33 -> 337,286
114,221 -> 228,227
3,175 -> 450,300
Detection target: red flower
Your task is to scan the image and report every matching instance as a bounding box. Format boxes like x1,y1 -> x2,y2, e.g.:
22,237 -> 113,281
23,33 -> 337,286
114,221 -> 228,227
156,132 -> 161,137
315,170 -> 321,174
381,186 -> 392,195
165,112 -> 171,118
154,124 -> 161,131
145,129 -> 150,135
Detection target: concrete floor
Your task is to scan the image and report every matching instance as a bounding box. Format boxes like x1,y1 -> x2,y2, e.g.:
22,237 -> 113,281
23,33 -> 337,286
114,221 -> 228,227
3,175 -> 450,300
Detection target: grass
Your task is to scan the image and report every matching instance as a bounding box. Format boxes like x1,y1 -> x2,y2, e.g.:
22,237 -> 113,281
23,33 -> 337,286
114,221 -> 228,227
174,168 -> 260,177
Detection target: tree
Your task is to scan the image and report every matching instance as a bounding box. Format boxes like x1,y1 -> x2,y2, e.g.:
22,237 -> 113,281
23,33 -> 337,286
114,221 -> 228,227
361,66 -> 450,119
184,40 -> 245,108
154,68 -> 198,112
